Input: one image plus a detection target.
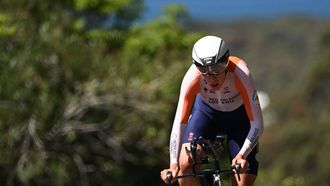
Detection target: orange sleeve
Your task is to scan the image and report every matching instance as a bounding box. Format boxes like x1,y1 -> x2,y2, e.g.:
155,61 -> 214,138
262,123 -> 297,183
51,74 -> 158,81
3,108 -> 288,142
173,65 -> 201,125
235,78 -> 255,121
229,56 -> 255,121
181,76 -> 201,123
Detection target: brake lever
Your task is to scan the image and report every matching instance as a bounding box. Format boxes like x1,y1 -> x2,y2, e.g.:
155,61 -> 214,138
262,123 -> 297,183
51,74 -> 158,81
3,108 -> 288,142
166,172 -> 173,185
234,164 -> 241,181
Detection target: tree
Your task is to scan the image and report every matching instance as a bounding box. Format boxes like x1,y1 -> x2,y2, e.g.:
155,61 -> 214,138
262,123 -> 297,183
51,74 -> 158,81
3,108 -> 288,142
0,1 -> 199,185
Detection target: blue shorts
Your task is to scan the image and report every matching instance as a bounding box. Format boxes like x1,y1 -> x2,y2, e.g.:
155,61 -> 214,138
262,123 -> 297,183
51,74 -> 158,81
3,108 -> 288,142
182,94 -> 259,175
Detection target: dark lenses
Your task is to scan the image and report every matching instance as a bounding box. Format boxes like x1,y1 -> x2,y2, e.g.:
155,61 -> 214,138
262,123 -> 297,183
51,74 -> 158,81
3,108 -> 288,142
197,63 -> 226,75
197,66 -> 208,74
209,63 -> 225,74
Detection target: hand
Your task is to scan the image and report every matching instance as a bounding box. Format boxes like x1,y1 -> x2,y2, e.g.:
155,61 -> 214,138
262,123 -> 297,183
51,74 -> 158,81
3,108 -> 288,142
160,164 -> 179,184
231,154 -> 249,173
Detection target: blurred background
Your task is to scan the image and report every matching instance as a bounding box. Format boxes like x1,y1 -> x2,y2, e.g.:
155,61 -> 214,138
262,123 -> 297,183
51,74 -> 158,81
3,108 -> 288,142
0,0 -> 329,185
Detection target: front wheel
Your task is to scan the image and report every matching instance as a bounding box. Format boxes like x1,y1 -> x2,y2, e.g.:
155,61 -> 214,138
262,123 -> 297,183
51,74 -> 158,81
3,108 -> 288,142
213,174 -> 221,186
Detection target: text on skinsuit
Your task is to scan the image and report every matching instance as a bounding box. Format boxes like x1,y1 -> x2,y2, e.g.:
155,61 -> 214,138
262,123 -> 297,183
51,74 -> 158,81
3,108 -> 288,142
247,128 -> 260,153
209,98 -> 218,104
220,93 -> 240,104
170,134 -> 177,159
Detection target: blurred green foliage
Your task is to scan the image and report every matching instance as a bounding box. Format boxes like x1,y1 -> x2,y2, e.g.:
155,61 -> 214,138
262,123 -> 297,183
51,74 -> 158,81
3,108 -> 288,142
0,0 -> 330,186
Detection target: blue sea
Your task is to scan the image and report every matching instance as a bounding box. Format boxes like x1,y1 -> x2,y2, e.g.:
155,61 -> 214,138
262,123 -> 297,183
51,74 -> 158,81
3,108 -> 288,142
141,0 -> 330,22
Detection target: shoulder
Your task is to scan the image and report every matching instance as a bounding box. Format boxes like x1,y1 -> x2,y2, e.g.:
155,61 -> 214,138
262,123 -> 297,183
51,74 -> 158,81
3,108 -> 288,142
181,64 -> 201,86
183,64 -> 201,81
227,56 -> 250,75
180,65 -> 202,95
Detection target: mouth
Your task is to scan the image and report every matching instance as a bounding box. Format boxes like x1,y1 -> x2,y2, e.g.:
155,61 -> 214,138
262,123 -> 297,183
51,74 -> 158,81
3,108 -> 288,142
210,83 -> 219,88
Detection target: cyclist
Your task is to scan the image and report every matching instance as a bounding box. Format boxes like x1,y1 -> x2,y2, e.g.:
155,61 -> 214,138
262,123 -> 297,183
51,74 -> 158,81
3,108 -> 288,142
160,36 -> 264,186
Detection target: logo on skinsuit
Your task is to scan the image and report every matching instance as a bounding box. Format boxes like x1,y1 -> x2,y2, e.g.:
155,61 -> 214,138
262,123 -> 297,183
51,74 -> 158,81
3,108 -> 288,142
251,90 -> 260,104
188,132 -> 194,142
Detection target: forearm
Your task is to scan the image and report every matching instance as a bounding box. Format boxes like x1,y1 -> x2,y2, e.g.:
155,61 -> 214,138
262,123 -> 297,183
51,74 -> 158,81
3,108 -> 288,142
238,120 -> 263,158
169,122 -> 186,166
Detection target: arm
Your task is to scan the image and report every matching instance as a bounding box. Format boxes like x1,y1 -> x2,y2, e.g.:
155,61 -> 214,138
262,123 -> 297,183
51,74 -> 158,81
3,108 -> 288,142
234,60 -> 264,158
161,65 -> 200,183
169,65 -> 201,166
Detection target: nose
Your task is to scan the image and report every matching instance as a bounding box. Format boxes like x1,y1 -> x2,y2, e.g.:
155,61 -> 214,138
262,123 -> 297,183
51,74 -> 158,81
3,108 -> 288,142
208,74 -> 218,80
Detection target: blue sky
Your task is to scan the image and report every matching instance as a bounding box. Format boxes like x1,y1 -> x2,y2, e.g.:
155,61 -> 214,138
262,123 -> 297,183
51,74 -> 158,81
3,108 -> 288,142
142,0 -> 330,22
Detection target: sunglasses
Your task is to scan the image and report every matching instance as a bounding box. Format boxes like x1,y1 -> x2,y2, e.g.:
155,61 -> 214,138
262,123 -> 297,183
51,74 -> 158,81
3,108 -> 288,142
194,57 -> 228,75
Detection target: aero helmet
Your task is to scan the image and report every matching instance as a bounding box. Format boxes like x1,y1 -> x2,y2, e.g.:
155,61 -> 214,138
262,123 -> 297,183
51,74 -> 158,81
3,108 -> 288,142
192,36 -> 230,75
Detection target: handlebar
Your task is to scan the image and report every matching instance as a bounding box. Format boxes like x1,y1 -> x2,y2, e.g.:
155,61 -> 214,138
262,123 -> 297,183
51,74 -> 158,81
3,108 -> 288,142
165,135 -> 242,185
166,164 -> 242,185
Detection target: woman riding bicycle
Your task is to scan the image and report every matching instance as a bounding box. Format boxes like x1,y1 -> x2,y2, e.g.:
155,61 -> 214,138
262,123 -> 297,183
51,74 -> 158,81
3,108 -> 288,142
160,36 -> 264,186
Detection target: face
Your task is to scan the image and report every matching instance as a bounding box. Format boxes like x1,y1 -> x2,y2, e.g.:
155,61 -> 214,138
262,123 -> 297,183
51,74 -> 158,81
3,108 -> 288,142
194,60 -> 228,90
202,71 -> 226,90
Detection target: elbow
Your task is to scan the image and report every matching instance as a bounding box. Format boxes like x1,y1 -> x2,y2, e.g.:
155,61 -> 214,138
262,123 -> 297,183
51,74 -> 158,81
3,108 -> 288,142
257,119 -> 264,139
